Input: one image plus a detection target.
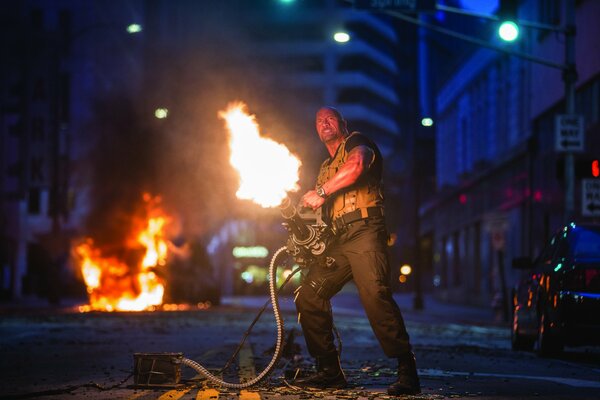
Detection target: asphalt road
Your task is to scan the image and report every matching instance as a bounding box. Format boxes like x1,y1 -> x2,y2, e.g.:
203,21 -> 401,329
1,293 -> 599,399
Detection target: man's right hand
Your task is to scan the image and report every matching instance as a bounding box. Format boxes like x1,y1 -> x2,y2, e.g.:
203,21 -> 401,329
301,190 -> 325,210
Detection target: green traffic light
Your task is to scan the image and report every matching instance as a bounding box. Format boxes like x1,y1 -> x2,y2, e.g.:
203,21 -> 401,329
498,21 -> 519,42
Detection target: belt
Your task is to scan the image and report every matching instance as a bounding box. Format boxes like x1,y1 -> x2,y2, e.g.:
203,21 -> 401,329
332,207 -> 384,232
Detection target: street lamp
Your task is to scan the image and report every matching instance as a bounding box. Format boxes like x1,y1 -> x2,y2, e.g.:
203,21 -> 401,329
333,31 -> 350,43
400,264 -> 413,275
421,117 -> 434,127
154,108 -> 169,119
126,23 -> 143,34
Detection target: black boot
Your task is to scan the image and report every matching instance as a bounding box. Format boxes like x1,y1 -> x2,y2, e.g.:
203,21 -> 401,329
293,354 -> 347,389
387,352 -> 421,396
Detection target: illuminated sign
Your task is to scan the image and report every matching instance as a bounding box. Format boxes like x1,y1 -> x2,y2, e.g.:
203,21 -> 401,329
232,246 -> 269,258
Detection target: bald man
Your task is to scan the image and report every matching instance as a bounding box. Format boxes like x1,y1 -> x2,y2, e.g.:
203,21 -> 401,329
293,107 -> 420,395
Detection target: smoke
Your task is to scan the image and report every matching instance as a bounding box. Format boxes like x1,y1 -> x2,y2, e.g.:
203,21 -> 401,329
83,93 -> 164,248
80,1 -> 324,244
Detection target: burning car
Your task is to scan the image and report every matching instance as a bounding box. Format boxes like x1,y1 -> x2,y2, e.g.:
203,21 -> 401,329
74,193 -> 219,312
511,223 -> 600,355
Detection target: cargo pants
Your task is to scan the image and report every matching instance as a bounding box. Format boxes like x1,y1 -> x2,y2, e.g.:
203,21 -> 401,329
294,216 -> 412,359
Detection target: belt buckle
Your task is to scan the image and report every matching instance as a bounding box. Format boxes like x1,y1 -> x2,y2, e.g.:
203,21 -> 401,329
333,218 -> 346,234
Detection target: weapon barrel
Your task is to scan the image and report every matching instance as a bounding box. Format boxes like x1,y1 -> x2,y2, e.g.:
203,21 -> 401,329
279,197 -> 311,241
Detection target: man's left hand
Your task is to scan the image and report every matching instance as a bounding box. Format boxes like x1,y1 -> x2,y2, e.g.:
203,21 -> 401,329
301,190 -> 325,210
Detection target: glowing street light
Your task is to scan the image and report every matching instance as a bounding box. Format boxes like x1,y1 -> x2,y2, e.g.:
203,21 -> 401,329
154,108 -> 169,119
333,31 -> 350,43
421,117 -> 434,127
400,264 -> 412,275
126,23 -> 143,34
498,20 -> 519,42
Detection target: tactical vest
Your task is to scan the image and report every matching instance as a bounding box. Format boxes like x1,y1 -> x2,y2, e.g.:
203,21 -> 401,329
316,132 -> 384,221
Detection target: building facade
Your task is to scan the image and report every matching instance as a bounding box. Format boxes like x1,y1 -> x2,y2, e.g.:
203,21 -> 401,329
1,0 -> 420,301
0,0 -> 144,301
421,0 -> 600,310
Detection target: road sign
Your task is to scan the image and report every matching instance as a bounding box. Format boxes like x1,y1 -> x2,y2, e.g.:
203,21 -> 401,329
582,179 -> 600,217
353,0 -> 436,12
555,114 -> 584,152
483,212 -> 509,251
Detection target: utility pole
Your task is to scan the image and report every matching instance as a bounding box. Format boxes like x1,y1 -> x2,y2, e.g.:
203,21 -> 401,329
563,0 -> 577,223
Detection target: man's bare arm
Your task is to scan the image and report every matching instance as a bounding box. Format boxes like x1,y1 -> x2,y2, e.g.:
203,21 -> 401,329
301,145 -> 375,209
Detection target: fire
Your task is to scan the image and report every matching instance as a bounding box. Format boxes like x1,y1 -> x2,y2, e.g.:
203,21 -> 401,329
219,102 -> 301,208
75,194 -> 169,312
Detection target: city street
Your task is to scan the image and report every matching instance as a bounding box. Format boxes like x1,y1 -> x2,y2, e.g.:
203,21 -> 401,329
1,291 -> 599,400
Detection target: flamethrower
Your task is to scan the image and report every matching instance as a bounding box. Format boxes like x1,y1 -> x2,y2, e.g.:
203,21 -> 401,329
134,197 -> 334,389
279,197 -> 335,269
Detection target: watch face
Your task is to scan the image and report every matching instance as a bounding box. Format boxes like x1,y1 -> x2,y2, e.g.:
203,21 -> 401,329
317,187 -> 326,198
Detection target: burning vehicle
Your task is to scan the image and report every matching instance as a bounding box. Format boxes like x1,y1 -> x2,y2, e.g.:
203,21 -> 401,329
74,193 -> 218,312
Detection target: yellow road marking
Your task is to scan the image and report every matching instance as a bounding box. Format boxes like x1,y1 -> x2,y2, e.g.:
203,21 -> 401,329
157,387 -> 192,400
239,390 -> 261,399
196,388 -> 220,399
238,342 -> 256,381
238,342 -> 261,399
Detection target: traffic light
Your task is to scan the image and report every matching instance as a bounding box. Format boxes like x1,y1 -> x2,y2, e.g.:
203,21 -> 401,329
592,159 -> 599,178
557,157 -> 600,179
498,0 -> 519,42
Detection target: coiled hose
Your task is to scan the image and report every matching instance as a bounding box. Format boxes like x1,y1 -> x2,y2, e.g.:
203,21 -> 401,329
181,246 -> 288,389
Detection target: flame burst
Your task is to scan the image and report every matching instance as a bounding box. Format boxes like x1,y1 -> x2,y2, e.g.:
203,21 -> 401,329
75,194 -> 169,312
220,102 -> 301,208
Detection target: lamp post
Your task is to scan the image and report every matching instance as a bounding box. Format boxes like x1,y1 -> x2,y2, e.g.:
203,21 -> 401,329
563,0 -> 577,222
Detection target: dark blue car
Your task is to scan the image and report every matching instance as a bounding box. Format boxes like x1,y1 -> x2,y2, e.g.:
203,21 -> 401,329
511,223 -> 600,356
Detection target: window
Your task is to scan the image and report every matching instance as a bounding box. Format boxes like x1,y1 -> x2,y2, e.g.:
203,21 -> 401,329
31,9 -> 43,30
28,188 -> 41,215
59,10 -> 72,53
60,74 -> 70,122
537,0 -> 560,41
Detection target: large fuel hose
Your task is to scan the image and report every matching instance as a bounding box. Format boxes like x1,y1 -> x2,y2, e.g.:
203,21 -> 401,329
181,246 -> 288,389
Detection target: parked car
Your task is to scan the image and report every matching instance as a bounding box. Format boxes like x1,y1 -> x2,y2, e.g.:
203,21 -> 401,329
511,223 -> 600,356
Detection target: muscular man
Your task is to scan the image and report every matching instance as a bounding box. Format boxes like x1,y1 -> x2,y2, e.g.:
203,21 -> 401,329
293,107 -> 420,395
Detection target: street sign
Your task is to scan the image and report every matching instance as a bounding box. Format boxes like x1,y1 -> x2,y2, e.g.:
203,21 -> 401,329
353,0 -> 436,12
582,179 -> 600,217
483,212 -> 509,251
555,114 -> 584,152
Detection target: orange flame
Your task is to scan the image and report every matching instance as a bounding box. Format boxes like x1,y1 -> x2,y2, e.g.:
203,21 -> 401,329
75,194 -> 169,312
219,102 -> 301,208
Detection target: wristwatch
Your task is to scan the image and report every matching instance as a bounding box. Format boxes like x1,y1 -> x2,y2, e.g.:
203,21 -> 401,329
316,186 -> 327,199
